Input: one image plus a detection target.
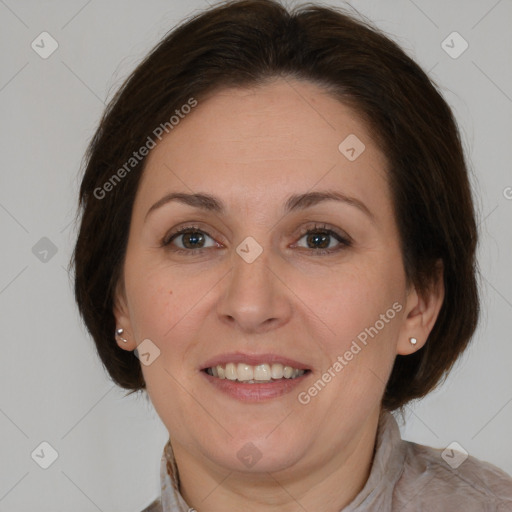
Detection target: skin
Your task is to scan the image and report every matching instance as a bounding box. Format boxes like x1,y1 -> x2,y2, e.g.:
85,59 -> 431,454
114,78 -> 444,512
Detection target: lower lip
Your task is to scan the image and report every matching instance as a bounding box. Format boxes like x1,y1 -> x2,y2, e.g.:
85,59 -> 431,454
202,371 -> 310,402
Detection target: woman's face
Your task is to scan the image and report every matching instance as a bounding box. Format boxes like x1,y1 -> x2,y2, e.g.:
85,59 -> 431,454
114,78 -> 435,475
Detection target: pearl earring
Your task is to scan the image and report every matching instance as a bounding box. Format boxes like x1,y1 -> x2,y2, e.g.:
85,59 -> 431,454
409,337 -> 418,345
116,328 -> 128,343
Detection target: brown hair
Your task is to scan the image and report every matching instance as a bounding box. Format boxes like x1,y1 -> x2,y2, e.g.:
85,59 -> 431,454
71,0 -> 480,411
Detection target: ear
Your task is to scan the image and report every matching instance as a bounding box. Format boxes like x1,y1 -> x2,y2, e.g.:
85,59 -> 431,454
113,277 -> 137,352
396,259 -> 445,355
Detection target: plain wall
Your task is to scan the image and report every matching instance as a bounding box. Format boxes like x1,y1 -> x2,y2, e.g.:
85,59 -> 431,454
0,0 -> 511,510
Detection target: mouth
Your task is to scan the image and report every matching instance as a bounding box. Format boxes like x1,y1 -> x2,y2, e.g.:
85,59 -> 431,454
200,354 -> 312,402
204,363 -> 309,384
203,363 -> 309,383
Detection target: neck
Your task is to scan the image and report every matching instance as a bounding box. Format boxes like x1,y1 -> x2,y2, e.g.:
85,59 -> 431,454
171,406 -> 381,512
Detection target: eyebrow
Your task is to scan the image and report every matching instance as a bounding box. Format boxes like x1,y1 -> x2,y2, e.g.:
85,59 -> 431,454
144,190 -> 374,223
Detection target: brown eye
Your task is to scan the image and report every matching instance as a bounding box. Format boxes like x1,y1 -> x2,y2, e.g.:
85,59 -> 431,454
162,226 -> 218,252
305,231 -> 331,249
178,230 -> 206,249
294,224 -> 352,255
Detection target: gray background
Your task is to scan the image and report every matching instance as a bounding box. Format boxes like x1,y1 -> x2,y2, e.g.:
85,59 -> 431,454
1,0 -> 511,510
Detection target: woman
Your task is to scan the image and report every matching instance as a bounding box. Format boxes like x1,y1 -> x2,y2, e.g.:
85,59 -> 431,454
72,0 -> 512,510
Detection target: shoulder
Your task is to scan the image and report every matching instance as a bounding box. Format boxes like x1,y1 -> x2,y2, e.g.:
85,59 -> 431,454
139,497 -> 162,512
394,439 -> 512,510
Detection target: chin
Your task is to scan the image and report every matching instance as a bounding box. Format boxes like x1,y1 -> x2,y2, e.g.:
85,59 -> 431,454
204,428 -> 308,474
215,442 -> 305,474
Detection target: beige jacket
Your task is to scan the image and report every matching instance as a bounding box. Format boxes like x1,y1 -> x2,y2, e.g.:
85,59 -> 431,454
141,410 -> 512,511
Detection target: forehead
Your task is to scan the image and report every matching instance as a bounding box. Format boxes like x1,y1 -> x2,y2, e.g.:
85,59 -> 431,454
136,79 -> 389,214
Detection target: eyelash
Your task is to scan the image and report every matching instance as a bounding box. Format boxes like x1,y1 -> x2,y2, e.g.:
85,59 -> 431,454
161,223 -> 352,256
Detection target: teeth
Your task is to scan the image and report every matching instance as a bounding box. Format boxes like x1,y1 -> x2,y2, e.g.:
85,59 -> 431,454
225,362 -> 237,380
271,363 -> 283,379
254,364 -> 271,381
237,363 -> 254,381
206,362 -> 306,382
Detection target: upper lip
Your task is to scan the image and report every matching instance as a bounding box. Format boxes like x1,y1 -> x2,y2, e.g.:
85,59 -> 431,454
200,352 -> 310,371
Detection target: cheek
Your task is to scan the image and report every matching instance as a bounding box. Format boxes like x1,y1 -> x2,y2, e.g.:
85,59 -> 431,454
127,268 -> 202,413
127,278 -> 173,340
122,263 -> 189,373
124,261 -> 213,362
296,261 -> 401,346
300,262 -> 405,406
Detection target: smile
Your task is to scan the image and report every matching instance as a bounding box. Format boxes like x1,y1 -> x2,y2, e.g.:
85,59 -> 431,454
205,362 -> 307,383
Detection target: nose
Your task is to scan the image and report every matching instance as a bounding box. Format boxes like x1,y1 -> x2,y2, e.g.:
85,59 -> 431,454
216,241 -> 293,334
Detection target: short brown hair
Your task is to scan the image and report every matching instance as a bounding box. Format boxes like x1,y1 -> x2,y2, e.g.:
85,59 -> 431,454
72,0 -> 480,411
